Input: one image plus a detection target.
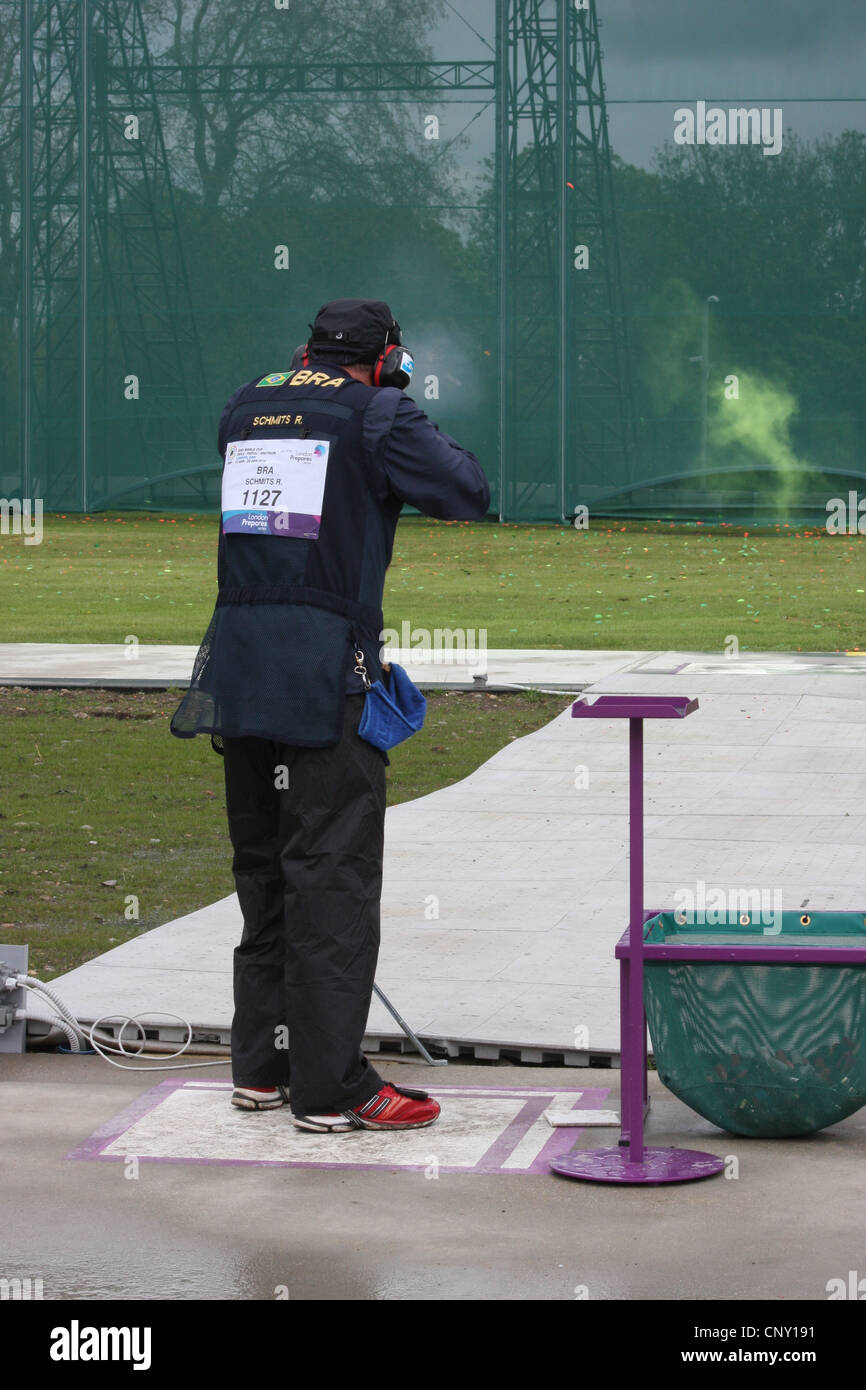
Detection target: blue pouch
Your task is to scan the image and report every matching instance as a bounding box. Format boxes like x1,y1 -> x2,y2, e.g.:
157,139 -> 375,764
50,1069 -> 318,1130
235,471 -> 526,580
355,653 -> 426,752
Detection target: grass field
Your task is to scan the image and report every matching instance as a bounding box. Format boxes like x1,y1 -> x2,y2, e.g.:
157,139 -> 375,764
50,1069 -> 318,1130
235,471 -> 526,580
2,512 -> 862,650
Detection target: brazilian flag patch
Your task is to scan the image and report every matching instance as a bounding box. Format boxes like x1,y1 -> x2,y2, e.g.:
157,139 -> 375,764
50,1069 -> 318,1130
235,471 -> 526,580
256,371 -> 293,388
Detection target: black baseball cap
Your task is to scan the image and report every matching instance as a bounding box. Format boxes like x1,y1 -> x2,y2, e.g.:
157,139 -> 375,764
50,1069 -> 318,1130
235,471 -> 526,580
307,298 -> 401,363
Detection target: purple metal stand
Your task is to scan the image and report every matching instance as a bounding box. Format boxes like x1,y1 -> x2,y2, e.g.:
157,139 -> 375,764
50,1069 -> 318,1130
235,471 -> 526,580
550,694 -> 726,1185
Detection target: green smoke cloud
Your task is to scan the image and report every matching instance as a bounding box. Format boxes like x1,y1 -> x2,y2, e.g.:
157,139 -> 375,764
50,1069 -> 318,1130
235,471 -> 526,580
709,371 -> 807,520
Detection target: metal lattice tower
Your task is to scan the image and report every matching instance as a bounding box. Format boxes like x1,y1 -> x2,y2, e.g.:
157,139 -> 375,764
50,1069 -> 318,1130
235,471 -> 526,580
90,1 -> 212,508
20,0 -> 83,508
18,0 -> 635,519
20,0 -> 211,511
497,0 -> 636,520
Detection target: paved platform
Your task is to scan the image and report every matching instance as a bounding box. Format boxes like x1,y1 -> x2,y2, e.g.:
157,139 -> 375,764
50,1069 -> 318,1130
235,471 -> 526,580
1,1053 -> 862,1301
25,649 -> 866,1062
0,642 -> 643,690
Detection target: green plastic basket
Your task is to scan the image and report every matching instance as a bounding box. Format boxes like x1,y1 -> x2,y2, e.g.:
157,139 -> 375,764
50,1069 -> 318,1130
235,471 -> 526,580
643,911 -> 866,1138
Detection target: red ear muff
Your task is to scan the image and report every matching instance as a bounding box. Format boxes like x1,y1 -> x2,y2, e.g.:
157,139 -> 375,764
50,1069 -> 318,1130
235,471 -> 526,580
372,343 -> 415,391
372,343 -> 408,386
372,323 -> 403,385
372,349 -> 388,385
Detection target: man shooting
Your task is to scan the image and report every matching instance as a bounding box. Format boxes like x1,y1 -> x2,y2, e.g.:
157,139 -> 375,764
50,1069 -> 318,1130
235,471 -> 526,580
171,297 -> 490,1132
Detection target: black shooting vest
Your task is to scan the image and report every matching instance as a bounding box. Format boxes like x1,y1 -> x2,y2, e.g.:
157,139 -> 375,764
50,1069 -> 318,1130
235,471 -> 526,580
170,365 -> 402,748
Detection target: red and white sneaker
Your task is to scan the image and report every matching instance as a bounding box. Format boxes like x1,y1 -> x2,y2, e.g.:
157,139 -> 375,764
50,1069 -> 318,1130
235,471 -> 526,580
231,1084 -> 290,1111
292,1083 -> 440,1133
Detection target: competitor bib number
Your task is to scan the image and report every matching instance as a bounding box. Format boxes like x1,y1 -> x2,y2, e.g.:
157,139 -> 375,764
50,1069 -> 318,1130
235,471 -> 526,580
222,437 -> 330,539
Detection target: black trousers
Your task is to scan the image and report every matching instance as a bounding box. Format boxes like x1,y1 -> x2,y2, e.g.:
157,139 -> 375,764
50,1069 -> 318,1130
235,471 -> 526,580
222,694 -> 386,1116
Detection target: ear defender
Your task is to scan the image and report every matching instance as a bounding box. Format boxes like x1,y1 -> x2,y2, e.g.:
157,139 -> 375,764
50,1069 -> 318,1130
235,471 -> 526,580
372,342 -> 415,391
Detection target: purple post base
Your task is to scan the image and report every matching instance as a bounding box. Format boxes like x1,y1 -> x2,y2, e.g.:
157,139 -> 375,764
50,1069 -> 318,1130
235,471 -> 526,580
550,1146 -> 725,1185
552,694 -> 725,1186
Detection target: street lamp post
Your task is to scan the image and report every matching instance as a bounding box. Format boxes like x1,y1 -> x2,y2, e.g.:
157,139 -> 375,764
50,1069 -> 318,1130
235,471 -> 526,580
698,295 -> 719,476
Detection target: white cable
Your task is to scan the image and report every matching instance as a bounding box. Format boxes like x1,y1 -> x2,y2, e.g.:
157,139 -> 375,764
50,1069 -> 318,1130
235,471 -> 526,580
86,1013 -> 229,1071
20,975 -> 82,1030
13,973 -> 229,1072
18,977 -> 85,1050
40,1013 -> 81,1052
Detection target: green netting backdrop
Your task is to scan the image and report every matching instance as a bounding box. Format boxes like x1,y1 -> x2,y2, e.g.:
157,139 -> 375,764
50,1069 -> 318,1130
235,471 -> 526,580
1,0 -> 865,521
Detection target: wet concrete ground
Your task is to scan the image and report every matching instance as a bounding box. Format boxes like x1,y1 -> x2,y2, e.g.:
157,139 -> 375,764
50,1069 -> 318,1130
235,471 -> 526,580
2,1052 -> 863,1301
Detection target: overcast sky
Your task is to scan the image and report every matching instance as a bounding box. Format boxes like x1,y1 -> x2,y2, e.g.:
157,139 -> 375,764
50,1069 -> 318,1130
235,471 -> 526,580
422,0 -> 866,173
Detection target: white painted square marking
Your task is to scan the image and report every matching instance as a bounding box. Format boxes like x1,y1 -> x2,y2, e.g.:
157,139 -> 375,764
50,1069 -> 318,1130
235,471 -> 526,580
69,1081 -> 613,1175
